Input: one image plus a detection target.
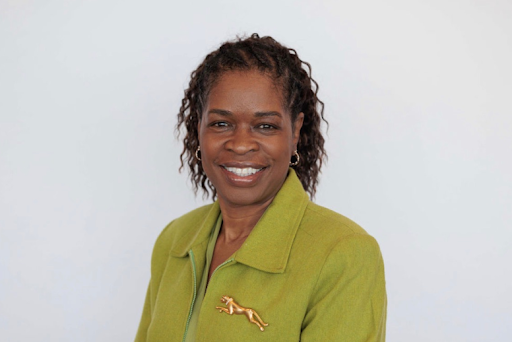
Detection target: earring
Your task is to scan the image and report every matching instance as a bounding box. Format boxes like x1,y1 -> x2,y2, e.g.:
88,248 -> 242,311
289,150 -> 300,166
195,146 -> 201,161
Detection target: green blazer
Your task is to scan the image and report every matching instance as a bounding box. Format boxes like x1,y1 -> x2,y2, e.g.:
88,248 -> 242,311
135,170 -> 386,341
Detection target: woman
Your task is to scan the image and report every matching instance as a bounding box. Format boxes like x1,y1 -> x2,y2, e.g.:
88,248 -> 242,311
135,34 -> 386,342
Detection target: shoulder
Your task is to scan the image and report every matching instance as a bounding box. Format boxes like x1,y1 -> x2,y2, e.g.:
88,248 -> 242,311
163,203 -> 215,234
152,203 -> 216,260
302,201 -> 371,237
298,201 -> 382,262
299,201 -> 385,283
159,203 -> 213,237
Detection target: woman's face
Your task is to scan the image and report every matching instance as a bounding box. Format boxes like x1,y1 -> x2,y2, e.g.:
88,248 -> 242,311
198,70 -> 303,208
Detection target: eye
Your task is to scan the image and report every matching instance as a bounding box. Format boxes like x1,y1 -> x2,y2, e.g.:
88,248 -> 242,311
210,121 -> 230,128
256,123 -> 277,130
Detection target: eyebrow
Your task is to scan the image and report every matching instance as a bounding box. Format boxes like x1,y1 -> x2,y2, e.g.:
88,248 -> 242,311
255,111 -> 282,118
207,109 -> 233,117
207,109 -> 283,118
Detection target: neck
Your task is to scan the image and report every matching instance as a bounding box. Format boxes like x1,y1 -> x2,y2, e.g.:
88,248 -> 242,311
217,197 -> 274,244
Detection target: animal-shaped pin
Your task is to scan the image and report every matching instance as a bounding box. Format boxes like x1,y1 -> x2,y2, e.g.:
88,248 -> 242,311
215,295 -> 269,331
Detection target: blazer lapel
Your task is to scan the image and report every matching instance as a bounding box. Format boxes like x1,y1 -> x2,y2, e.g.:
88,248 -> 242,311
235,169 -> 309,273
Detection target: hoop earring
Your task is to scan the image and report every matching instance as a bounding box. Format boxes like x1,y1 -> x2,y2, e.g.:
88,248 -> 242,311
289,150 -> 300,166
195,146 -> 201,161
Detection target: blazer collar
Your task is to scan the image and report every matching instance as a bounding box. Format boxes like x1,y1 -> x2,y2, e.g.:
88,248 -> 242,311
170,169 -> 310,274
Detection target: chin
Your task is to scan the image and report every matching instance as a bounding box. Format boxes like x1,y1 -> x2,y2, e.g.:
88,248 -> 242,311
218,188 -> 276,208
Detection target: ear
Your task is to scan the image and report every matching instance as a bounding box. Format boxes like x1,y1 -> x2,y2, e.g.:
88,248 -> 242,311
292,112 -> 304,147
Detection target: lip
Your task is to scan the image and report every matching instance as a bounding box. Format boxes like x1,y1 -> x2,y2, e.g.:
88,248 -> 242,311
221,162 -> 267,168
219,163 -> 267,187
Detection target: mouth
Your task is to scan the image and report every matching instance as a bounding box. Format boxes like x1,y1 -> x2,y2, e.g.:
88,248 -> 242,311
223,166 -> 264,177
219,164 -> 267,186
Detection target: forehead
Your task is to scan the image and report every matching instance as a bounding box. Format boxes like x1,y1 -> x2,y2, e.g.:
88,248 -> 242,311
206,70 -> 286,113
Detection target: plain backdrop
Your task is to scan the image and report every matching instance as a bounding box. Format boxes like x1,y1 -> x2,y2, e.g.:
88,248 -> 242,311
1,0 -> 511,341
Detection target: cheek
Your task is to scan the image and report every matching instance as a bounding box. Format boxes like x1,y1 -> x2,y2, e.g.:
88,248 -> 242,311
200,143 -> 216,164
198,121 -> 206,145
264,141 -> 293,164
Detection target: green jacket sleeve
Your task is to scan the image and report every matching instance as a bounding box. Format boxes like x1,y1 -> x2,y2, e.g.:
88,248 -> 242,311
301,234 -> 387,341
134,282 -> 152,342
134,220 -> 177,342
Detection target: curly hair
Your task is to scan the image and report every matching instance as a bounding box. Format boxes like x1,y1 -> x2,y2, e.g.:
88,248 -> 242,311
176,33 -> 327,199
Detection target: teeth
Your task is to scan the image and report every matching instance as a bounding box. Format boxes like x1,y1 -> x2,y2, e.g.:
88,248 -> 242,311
225,167 -> 262,177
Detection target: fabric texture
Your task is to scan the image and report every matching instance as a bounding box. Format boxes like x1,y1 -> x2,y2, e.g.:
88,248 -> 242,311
135,169 -> 387,342
184,215 -> 222,342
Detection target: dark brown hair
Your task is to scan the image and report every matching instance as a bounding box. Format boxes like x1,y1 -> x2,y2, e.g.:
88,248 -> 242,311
176,33 -> 327,199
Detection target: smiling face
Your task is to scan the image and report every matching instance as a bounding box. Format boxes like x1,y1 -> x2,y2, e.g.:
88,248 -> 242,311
198,70 -> 303,209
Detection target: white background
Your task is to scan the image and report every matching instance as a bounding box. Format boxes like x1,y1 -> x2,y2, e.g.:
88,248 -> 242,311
1,0 -> 511,341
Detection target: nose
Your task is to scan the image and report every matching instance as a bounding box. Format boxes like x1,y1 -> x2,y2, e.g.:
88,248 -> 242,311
224,126 -> 258,154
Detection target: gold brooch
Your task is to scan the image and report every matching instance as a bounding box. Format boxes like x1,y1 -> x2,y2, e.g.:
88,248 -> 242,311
216,295 -> 269,331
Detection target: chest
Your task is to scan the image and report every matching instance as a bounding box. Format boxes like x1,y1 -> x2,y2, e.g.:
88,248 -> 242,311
146,244 -> 323,342
208,237 -> 245,281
